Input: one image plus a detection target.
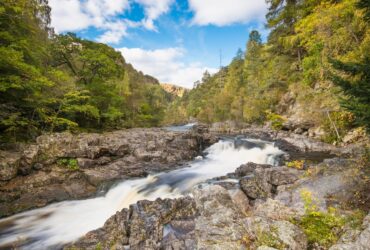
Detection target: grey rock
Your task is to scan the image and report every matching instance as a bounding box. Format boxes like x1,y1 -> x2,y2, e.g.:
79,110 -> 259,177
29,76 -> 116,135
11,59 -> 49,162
239,166 -> 300,200
0,151 -> 20,181
240,176 -> 270,200
330,213 -> 370,250
269,167 -> 300,186
235,162 -> 272,177
68,197 -> 197,250
244,217 -> 307,250
192,184 -> 248,249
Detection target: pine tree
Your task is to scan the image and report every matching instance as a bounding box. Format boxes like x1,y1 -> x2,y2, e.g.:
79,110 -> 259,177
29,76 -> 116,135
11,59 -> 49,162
330,57 -> 370,131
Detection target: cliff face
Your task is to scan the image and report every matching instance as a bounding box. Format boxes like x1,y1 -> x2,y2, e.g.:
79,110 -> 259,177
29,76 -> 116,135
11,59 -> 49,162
160,83 -> 188,98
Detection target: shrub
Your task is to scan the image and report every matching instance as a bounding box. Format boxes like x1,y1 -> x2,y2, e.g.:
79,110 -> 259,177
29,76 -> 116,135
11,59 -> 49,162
241,226 -> 287,250
57,158 -> 79,171
266,111 -> 286,130
321,111 -> 355,143
287,160 -> 305,170
255,226 -> 287,249
293,190 -> 345,248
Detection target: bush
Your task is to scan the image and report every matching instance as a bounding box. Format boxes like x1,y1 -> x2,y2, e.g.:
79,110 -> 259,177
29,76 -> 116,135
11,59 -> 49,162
287,160 -> 305,170
241,226 -> 287,250
57,158 -> 79,171
293,190 -> 345,248
321,111 -> 355,143
266,111 -> 286,130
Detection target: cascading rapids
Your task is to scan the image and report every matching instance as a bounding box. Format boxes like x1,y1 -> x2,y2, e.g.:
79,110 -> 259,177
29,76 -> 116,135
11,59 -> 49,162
0,137 -> 283,250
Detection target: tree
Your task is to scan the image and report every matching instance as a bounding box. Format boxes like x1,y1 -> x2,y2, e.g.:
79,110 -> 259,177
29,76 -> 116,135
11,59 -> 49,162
234,48 -> 244,61
357,0 -> 370,21
244,30 -> 263,82
201,70 -> 211,83
0,0 -> 56,140
330,57 -> 370,131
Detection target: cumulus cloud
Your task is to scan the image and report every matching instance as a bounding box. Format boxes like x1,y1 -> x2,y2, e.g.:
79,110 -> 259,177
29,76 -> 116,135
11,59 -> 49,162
49,0 -> 173,43
189,0 -> 267,26
49,0 -> 91,32
134,0 -> 174,31
118,47 -> 217,88
49,0 -> 130,43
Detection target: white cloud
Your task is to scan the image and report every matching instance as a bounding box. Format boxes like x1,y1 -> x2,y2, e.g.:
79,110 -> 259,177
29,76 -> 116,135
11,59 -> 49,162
189,0 -> 267,26
134,0 -> 174,30
49,0 -> 131,43
49,0 -> 173,43
118,47 -> 217,88
49,0 -> 91,32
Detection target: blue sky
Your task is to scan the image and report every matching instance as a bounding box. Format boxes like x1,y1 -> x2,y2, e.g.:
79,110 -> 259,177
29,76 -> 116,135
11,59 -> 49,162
49,0 -> 268,88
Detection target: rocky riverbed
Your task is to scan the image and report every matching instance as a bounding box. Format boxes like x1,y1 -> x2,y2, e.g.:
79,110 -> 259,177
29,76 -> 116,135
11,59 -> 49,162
0,128 -> 217,217
0,124 -> 369,250
67,157 -> 369,250
65,125 -> 369,250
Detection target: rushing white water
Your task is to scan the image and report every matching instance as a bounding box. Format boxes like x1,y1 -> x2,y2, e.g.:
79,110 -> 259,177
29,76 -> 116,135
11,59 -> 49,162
164,122 -> 197,132
0,138 -> 283,249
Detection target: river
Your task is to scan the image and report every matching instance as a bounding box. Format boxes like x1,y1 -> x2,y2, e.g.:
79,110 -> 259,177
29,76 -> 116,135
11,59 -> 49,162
0,126 -> 284,249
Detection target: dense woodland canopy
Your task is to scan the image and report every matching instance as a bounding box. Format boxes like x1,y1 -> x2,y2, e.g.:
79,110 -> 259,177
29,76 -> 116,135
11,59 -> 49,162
164,0 -> 370,142
0,0 -> 369,143
0,0 -> 172,142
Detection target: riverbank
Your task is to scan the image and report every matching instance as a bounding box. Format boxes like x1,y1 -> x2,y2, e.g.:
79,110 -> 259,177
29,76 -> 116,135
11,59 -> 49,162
0,128 -> 217,218
68,153 -> 370,250
0,124 -> 368,249
66,128 -> 369,250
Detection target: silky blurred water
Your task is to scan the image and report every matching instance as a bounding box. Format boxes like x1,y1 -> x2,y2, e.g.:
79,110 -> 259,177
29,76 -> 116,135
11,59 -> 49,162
0,136 -> 283,249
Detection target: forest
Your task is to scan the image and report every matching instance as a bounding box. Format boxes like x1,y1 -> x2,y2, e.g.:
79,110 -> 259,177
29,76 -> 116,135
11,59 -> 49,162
0,0 -> 173,142
0,0 -> 369,144
164,0 -> 370,143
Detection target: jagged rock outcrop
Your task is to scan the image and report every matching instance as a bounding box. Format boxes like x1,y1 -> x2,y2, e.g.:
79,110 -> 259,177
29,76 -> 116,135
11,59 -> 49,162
69,196 -> 197,250
67,150 -> 370,250
67,164 -> 309,250
0,128 -> 217,217
160,83 -> 188,97
238,164 -> 300,200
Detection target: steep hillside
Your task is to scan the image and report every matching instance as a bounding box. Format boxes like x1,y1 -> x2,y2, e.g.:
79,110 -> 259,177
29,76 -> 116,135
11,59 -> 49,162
164,0 -> 370,143
0,0 -> 172,143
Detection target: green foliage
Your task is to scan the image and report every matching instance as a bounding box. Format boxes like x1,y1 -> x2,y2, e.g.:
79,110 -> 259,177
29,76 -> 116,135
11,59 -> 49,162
254,226 -> 287,250
345,209 -> 367,230
357,0 -> 370,21
0,0 -> 171,142
286,160 -> 305,170
57,158 -> 79,171
95,242 -> 102,250
266,111 -> 286,130
163,30 -> 287,125
163,0 -> 369,139
330,57 -> 370,132
321,111 -> 355,143
294,190 -> 346,248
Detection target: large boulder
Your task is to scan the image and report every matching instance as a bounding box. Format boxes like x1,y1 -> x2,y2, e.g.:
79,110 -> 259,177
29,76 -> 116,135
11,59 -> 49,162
239,165 -> 301,200
68,197 -> 197,250
329,213 -> 370,250
244,217 -> 307,250
0,151 -> 20,181
235,162 -> 272,177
